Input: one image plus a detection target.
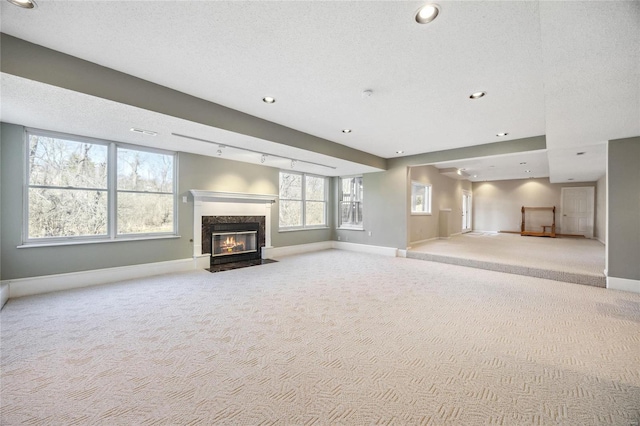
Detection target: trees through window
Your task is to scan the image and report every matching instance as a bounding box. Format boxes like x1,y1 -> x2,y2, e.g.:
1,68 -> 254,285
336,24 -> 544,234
279,171 -> 327,229
339,176 -> 363,228
411,181 -> 432,214
26,129 -> 176,242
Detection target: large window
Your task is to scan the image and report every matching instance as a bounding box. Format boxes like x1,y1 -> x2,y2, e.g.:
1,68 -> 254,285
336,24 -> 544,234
411,181 -> 432,214
339,176 -> 363,228
25,129 -> 176,242
279,171 -> 327,229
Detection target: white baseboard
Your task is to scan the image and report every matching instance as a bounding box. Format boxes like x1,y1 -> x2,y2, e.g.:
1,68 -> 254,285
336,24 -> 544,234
264,241 -> 333,259
332,241 -> 398,257
194,254 -> 210,269
1,283 -> 9,310
607,276 -> 640,293
3,240 -> 401,301
6,258 -> 196,299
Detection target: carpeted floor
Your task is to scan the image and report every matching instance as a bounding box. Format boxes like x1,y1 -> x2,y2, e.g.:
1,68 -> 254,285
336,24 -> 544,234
1,250 -> 639,424
409,233 -> 606,287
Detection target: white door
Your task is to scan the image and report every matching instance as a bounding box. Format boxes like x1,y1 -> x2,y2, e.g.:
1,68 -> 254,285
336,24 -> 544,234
561,187 -> 595,238
462,191 -> 472,232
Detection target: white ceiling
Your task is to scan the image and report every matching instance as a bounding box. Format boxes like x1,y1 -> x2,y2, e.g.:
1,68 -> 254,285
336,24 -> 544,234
1,1 -> 638,181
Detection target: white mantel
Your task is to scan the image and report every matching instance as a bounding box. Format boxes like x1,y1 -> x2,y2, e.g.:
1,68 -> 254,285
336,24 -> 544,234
190,190 -> 277,267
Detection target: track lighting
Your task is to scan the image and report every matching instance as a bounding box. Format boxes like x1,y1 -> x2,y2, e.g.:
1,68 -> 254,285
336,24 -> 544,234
171,133 -> 337,169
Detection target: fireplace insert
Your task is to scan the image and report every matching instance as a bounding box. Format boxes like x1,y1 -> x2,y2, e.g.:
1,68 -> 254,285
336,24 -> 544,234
210,222 -> 261,265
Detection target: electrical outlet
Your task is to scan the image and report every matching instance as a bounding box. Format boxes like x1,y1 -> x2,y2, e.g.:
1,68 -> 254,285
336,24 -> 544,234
182,196 -> 188,203
368,231 -> 372,236
337,236 -> 341,241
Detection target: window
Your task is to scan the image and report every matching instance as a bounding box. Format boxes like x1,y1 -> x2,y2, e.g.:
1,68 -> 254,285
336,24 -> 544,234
25,129 -> 176,243
339,176 -> 363,228
411,181 -> 431,214
279,171 -> 327,229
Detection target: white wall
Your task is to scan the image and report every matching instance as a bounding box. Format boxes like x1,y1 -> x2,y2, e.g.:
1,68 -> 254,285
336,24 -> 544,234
472,178 -> 597,234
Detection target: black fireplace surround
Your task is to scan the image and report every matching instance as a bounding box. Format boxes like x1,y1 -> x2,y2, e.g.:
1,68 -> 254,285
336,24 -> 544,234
202,216 -> 266,266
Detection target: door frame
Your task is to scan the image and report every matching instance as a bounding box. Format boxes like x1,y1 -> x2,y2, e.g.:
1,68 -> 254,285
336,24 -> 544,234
560,186 -> 595,238
462,190 -> 472,233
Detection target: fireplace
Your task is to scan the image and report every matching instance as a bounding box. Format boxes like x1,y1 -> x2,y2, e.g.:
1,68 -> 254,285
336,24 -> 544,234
203,216 -> 266,266
210,222 -> 260,265
212,230 -> 257,258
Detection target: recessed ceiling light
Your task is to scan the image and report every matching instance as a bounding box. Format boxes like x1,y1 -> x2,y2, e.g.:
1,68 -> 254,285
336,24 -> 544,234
497,132 -> 509,137
6,0 -> 36,8
568,178 -> 574,181
396,150 -> 404,154
130,128 -> 157,136
342,129 -> 352,133
576,152 -> 586,155
525,170 -> 531,173
469,91 -> 486,99
520,162 -> 527,165
415,4 -> 440,24
473,175 -> 478,178
262,96 -> 275,104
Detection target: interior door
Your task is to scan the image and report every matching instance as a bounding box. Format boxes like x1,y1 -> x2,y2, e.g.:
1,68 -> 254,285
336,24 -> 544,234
561,187 -> 595,238
462,191 -> 472,232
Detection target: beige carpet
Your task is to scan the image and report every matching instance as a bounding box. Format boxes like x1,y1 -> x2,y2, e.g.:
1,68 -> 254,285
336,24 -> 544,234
2,250 -> 639,425
409,233 -> 606,287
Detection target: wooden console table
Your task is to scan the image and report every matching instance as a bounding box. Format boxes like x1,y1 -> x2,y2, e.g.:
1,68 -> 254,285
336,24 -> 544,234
521,206 -> 556,238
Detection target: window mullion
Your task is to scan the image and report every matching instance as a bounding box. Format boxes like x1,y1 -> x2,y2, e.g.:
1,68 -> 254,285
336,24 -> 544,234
108,143 -> 117,239
301,174 -> 306,227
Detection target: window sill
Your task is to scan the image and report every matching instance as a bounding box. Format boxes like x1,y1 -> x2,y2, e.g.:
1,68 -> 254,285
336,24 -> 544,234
411,212 -> 433,216
278,226 -> 330,233
17,235 -> 181,249
337,226 -> 365,231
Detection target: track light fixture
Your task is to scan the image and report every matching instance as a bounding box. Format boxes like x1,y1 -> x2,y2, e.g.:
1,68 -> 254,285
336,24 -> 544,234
171,133 -> 337,169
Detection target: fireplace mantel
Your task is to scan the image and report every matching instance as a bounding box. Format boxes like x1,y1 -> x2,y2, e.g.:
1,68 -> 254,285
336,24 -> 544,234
189,190 -> 276,268
189,190 -> 277,204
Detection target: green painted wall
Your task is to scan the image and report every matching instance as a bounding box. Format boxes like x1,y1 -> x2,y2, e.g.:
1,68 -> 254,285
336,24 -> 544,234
0,123 -> 332,280
607,137 -> 640,281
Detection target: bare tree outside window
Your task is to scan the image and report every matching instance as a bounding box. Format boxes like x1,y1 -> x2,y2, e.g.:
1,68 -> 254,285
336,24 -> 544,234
25,130 -> 176,242
411,182 -> 431,214
339,176 -> 363,228
117,148 -> 174,234
279,171 -> 327,229
28,135 -> 108,238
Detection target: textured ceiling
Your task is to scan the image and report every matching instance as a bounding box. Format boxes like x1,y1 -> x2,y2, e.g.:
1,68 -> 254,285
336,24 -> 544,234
1,1 -> 638,182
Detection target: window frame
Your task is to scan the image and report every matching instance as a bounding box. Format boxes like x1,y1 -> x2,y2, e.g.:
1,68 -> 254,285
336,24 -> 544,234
338,175 -> 364,230
411,180 -> 432,215
278,171 -> 328,231
23,128 -> 178,245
